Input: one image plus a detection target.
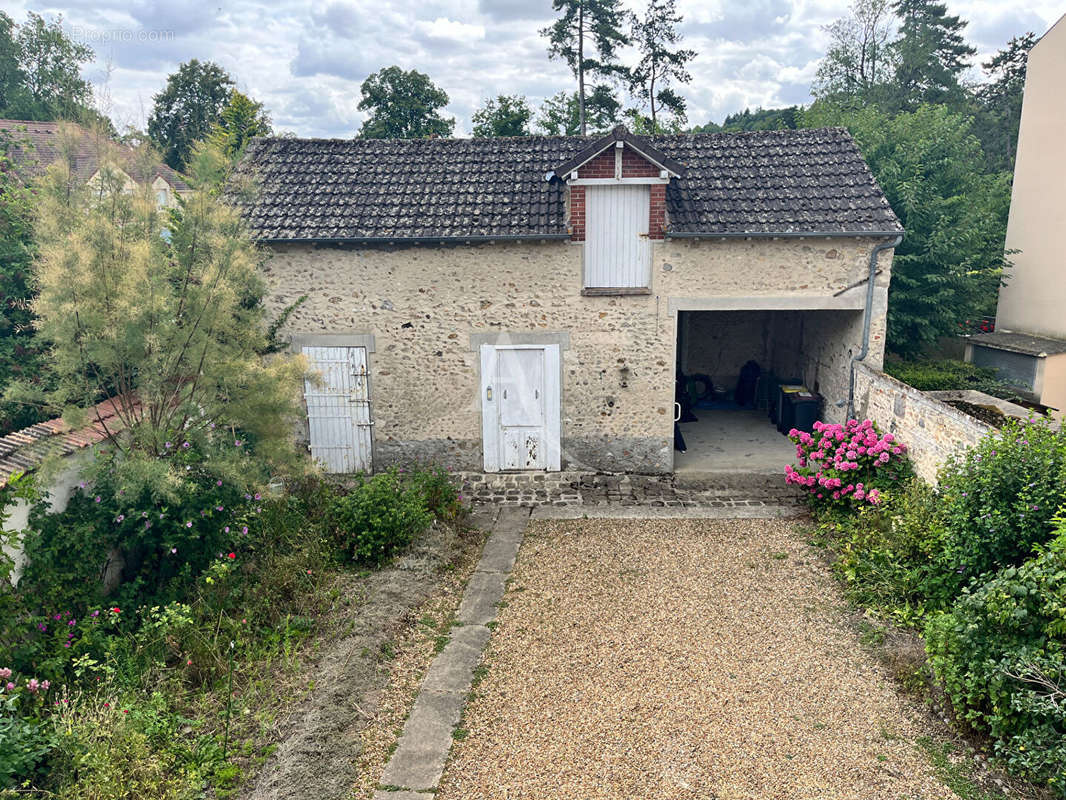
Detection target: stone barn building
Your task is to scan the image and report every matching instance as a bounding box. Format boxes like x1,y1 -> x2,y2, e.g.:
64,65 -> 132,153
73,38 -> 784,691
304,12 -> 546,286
240,125 -> 902,475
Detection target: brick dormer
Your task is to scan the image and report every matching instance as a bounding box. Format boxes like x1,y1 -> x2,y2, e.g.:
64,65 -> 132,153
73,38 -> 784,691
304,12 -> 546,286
554,126 -> 682,244
551,126 -> 683,293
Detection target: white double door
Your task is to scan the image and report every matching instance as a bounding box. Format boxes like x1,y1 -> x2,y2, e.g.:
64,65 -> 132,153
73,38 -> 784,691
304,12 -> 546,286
480,344 -> 561,472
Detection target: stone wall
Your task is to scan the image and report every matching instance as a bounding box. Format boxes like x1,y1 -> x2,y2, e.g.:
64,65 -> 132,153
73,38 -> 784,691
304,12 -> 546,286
853,363 -> 993,483
262,236 -> 892,474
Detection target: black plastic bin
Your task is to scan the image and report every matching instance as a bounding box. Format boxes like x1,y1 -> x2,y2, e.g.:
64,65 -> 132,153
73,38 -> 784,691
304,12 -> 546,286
769,377 -> 801,425
775,383 -> 805,429
785,391 -> 823,435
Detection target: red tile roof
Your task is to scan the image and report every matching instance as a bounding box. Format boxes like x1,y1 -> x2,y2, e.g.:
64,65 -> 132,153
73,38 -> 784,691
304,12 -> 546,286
0,397 -> 139,487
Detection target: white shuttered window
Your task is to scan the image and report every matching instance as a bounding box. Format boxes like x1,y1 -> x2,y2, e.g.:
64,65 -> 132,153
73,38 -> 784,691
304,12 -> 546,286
583,185 -> 651,288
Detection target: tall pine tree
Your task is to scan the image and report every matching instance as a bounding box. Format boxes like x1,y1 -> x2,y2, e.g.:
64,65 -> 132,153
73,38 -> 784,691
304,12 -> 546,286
542,0 -> 629,135
974,33 -> 1035,171
890,0 -> 975,109
628,0 -> 695,129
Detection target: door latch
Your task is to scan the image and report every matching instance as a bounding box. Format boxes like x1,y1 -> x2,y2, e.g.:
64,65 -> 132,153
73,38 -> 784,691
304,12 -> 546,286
486,386 -> 493,401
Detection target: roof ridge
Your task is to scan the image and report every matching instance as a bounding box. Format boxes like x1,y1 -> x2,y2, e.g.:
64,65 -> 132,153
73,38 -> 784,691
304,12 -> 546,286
250,126 -> 849,147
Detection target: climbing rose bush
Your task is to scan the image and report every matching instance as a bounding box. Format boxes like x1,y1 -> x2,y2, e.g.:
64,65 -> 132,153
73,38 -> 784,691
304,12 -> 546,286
784,419 -> 912,509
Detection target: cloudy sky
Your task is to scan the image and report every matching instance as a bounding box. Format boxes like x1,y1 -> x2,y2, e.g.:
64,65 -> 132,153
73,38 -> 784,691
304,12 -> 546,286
10,0 -> 1064,137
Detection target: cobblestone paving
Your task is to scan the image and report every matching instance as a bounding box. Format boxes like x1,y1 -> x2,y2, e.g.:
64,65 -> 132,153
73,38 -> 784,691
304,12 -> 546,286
457,471 -> 804,509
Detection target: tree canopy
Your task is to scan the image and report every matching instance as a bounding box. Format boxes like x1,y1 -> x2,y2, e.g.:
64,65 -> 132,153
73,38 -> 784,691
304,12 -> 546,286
805,101 -> 1010,355
0,129 -> 47,434
471,95 -> 532,137
8,134 -> 305,490
536,87 -> 621,136
0,11 -> 95,123
890,0 -> 976,109
208,90 -> 272,158
357,66 -> 455,139
147,59 -> 235,171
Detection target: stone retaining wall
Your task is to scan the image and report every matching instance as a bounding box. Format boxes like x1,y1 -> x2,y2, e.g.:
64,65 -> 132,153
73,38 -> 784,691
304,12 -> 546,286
852,363 -> 993,483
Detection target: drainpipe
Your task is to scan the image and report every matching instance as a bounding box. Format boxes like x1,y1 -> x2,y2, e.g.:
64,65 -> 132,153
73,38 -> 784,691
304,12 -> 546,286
847,235 -> 903,419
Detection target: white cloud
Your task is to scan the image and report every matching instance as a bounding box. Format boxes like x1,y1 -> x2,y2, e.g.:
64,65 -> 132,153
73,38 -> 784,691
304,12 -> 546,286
416,17 -> 486,40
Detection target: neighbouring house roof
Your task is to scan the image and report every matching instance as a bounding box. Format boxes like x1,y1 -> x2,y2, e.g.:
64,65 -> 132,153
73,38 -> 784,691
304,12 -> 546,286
0,118 -> 190,193
239,127 -> 902,243
968,331 -> 1066,358
0,397 -> 136,488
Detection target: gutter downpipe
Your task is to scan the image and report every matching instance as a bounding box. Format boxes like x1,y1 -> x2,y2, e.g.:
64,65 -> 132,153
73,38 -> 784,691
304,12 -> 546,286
847,234 -> 903,420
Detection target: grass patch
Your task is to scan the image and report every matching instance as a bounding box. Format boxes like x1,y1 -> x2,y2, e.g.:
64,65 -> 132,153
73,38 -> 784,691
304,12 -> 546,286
917,738 -> 1009,800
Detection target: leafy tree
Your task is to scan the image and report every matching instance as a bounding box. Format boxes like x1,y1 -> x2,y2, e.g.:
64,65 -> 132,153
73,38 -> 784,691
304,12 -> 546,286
536,87 -> 621,136
208,90 -> 271,159
628,0 -> 695,128
6,133 -> 306,490
804,101 -> 1010,356
890,0 -> 975,109
471,94 -> 532,137
813,0 -> 896,102
147,59 -> 235,171
542,0 -> 630,135
973,33 -> 1035,172
0,12 -> 24,114
0,11 -> 94,122
357,66 -> 454,139
0,130 -> 48,434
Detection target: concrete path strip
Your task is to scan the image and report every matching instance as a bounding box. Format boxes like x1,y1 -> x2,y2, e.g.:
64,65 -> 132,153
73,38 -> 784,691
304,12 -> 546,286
373,506 -> 530,798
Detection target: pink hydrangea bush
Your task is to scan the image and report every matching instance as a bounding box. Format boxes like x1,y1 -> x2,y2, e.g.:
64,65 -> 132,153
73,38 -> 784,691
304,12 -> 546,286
784,419 -> 912,510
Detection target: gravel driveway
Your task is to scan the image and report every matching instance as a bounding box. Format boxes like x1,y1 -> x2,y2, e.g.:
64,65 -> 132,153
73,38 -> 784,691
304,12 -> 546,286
437,518 -> 955,800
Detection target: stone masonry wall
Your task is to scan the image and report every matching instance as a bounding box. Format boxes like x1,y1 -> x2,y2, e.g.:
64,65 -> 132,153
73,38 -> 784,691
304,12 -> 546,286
853,362 -> 993,483
262,236 -> 891,474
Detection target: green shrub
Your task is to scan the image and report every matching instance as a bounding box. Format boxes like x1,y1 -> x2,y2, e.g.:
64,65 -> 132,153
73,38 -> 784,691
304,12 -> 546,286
404,464 -> 463,520
830,478 -> 945,626
0,697 -> 54,788
928,417 -> 1066,607
886,358 -> 1023,403
925,527 -> 1066,794
329,471 -> 431,565
17,439 -> 265,618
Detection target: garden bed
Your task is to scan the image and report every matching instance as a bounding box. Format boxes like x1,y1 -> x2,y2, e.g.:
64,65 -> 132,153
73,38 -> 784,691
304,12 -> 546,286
242,516 -> 486,800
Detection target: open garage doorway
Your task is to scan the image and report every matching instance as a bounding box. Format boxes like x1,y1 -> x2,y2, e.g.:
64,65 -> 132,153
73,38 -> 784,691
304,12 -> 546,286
672,309 -> 861,474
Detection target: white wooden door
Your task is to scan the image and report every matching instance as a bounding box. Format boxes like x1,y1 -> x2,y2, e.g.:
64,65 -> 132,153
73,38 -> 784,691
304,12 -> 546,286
584,185 -> 651,288
302,346 -> 372,473
480,344 -> 560,472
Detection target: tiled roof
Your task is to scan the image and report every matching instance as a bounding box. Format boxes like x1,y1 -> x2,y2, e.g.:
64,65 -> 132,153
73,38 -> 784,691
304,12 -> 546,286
0,397 -> 137,488
0,119 -> 190,192
239,127 -> 901,242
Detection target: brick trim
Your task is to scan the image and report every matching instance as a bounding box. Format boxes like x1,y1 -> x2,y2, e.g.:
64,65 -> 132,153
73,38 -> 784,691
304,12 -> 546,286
568,145 -> 668,243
